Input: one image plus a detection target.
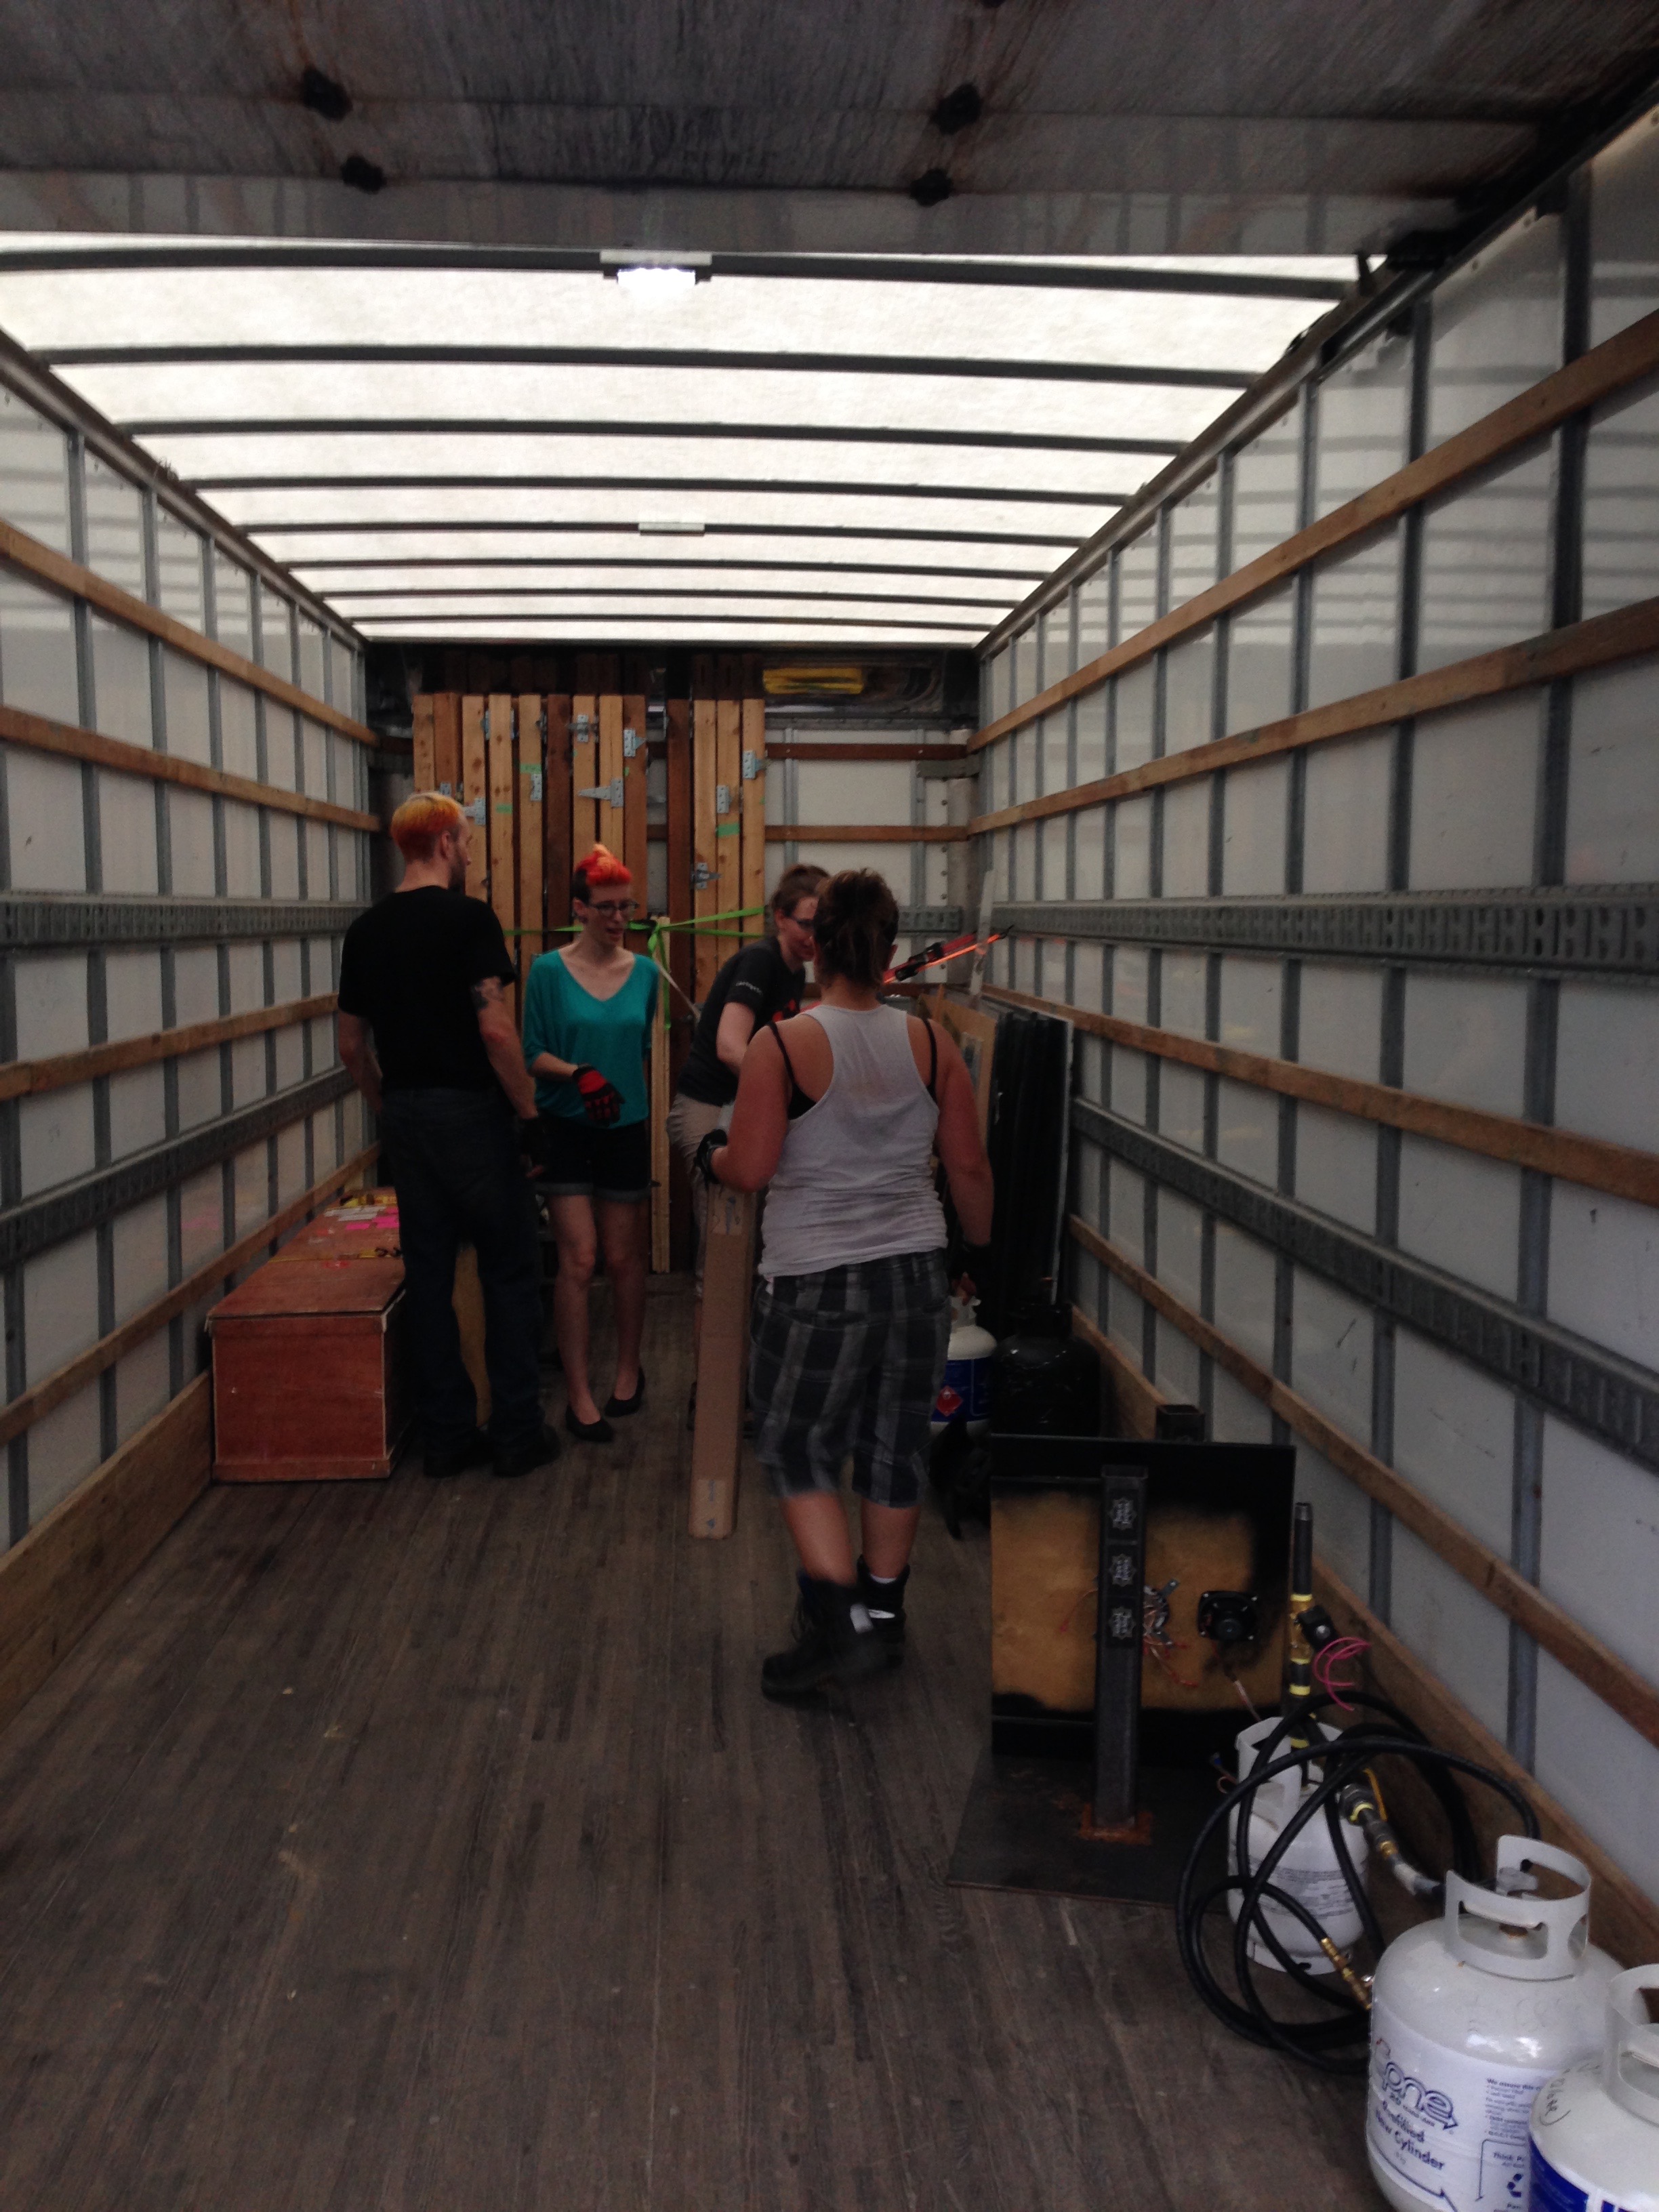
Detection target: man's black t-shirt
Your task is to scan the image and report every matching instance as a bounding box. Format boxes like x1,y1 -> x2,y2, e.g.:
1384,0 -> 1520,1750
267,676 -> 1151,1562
675,938 -> 805,1106
337,887 -> 516,1092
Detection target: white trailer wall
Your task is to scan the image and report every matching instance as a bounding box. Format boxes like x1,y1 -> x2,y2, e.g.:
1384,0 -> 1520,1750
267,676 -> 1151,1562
0,368 -> 372,1548
976,104 -> 1659,1911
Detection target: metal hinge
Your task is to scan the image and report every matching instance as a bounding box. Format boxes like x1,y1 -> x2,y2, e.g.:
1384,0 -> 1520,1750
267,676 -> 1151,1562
481,708 -> 490,739
438,780 -> 453,798
715,782 -> 731,814
577,780 -> 625,808
692,861 -> 718,890
623,726 -> 640,759
464,797 -> 485,824
523,766 -> 544,802
573,713 -> 592,741
742,750 -> 760,781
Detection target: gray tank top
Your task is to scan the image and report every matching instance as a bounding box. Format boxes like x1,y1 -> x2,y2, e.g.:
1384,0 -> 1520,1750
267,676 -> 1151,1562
760,1003 -> 947,1279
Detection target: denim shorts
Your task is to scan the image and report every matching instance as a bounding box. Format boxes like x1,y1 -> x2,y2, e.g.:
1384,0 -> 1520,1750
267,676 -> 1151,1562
539,1114 -> 651,1202
748,1249 -> 950,1509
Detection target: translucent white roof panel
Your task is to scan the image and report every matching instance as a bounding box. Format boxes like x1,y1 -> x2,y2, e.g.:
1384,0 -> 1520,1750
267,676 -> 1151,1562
0,238 -> 1353,646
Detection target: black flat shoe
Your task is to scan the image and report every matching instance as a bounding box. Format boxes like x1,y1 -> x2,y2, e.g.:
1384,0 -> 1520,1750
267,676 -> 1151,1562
604,1368 -> 645,1418
564,1405 -> 615,1443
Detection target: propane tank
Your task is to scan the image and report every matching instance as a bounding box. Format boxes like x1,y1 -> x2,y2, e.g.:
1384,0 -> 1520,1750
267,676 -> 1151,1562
930,1292 -> 996,1437
988,1309 -> 1101,1436
1226,1717 -> 1369,1975
1529,1965 -> 1659,2212
1366,1837 -> 1617,2212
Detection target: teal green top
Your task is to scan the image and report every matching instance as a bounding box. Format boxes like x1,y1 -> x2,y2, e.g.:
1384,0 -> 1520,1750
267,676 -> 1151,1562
521,949 -> 657,1123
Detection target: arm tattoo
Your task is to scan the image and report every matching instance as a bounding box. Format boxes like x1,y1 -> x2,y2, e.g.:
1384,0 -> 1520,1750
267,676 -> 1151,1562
470,977 -> 504,1011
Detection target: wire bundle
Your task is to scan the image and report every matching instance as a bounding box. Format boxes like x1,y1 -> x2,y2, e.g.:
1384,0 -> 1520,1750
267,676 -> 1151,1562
1174,1689 -> 1539,2074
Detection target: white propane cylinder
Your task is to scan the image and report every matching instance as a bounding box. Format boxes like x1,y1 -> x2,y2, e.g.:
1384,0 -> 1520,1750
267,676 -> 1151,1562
1529,1965 -> 1659,2212
930,1294 -> 995,1437
1226,1716 -> 1369,1973
1366,1836 -> 1618,2212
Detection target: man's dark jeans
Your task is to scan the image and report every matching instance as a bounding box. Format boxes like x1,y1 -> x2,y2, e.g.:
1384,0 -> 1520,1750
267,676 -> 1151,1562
379,1087 -> 543,1452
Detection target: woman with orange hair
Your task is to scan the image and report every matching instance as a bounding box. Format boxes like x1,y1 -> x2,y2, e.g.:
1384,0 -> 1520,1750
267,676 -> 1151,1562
520,846 -> 658,1441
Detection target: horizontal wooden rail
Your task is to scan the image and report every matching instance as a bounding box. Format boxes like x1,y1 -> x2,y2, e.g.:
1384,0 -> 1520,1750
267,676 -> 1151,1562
1068,1213 -> 1659,1758
0,992 -> 337,1103
0,1143 -> 377,1454
0,701 -> 380,833
764,823 -> 964,843
972,304 -> 1659,752
1072,1290 -> 1659,1963
972,592 -> 1659,838
986,982 -> 1659,1208
765,744 -> 970,764
0,516 -> 375,747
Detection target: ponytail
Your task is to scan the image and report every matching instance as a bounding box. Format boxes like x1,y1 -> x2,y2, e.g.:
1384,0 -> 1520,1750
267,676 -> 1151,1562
811,869 -> 898,989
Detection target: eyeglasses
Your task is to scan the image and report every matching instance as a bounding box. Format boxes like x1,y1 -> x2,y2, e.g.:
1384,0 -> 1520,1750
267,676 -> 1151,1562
584,899 -> 636,918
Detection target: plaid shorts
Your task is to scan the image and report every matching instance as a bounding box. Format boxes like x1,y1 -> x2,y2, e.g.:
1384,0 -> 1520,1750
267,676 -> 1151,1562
749,1250 -> 951,1509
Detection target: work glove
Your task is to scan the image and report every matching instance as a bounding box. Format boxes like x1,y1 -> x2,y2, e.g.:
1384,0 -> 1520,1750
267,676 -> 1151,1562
571,1064 -> 623,1126
517,1115 -> 550,1174
692,1127 -> 729,1185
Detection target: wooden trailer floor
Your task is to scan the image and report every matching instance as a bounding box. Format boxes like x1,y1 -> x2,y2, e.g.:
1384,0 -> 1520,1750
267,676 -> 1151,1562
0,1279 -> 1380,2212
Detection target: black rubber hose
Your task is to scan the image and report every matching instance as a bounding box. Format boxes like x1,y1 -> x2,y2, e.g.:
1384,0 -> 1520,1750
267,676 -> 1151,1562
1176,1722 -> 1538,2072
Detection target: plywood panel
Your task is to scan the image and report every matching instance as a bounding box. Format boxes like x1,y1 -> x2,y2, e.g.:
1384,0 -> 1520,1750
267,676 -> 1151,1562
571,693 -> 598,859
544,693 -> 571,937
460,695 -> 488,899
411,695 -> 436,792
621,691 -> 648,901
715,696 -> 741,948
516,695 -> 544,970
597,693 -> 624,861
740,695 -> 766,939
693,696 -> 718,1001
432,692 -> 461,797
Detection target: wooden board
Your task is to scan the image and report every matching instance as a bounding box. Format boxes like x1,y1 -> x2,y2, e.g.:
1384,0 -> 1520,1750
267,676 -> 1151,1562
516,695 -> 544,970
0,1374 -> 211,1741
411,694 -> 436,790
460,695 -> 489,898
689,1186 -> 755,1538
570,692 -> 598,857
621,691 -> 648,897
432,691 -> 462,797
544,693 -> 572,936
692,695 -> 719,1001
597,693 -> 624,860
664,695 -> 695,1271
739,695 -> 766,937
488,694 -> 516,987
715,696 -> 741,945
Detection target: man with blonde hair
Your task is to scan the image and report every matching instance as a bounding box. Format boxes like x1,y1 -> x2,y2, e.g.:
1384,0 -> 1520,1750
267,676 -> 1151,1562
337,791 -> 558,1479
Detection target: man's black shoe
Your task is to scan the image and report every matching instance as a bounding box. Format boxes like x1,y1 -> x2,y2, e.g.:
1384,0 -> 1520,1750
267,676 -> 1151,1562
492,1422 -> 561,1479
425,1429 -> 492,1479
760,1575 -> 887,1702
856,1557 -> 909,1666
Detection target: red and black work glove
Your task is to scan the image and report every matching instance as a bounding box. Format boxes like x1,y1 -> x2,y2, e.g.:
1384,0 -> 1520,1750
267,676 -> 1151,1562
692,1127 -> 729,1185
571,1064 -> 623,1127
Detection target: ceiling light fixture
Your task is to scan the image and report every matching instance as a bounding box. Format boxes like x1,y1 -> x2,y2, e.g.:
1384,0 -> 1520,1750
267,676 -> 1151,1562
599,249 -> 712,302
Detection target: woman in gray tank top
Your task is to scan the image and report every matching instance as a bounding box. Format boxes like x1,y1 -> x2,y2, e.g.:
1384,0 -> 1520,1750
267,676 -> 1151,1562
701,870 -> 994,1701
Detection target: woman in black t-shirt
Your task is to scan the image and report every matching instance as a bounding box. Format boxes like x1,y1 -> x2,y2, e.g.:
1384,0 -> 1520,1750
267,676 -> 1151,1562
665,863 -> 827,1328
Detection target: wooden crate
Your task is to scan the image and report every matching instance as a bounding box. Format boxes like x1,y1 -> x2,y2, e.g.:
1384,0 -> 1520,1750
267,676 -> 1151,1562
209,1256 -> 411,1482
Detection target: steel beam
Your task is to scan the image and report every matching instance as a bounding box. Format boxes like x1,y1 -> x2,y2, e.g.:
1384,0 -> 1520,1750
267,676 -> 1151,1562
0,896 -> 363,949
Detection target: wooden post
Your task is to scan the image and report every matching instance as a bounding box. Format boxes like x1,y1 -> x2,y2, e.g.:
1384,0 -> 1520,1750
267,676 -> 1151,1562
597,693 -> 624,860
488,691 -> 516,960
412,694 -> 436,791
716,694 -> 741,949
571,693 -> 598,856
516,693 -> 544,974
689,1185 -> 755,1538
665,695 -> 695,1271
621,689 -> 648,898
433,693 -> 462,797
545,693 -> 572,939
693,690 -> 719,1001
740,693 -> 766,937
461,695 -> 488,899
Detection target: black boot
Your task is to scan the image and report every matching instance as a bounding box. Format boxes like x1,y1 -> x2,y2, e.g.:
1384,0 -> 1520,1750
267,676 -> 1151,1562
760,1574 -> 886,1702
856,1557 -> 909,1666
